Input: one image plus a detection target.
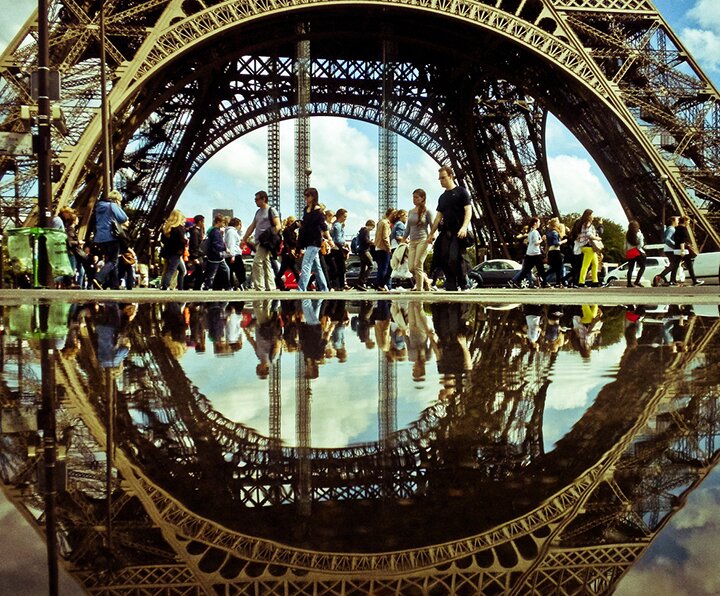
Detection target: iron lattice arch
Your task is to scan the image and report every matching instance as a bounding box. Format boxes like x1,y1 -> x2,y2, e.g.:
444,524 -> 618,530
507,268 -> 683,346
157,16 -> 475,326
0,0 -> 719,252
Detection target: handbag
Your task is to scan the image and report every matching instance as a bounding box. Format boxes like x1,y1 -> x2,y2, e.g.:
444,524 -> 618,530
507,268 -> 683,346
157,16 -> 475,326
258,227 -> 281,253
589,238 -> 604,253
320,238 -> 333,255
625,247 -> 641,260
111,219 -> 130,245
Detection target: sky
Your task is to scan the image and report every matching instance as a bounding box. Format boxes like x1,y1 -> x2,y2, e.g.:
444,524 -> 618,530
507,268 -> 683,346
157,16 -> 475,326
3,1 -> 720,235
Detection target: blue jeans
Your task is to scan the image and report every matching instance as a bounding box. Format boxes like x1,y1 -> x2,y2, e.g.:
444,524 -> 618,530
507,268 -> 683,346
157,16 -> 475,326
375,250 -> 391,289
298,246 -> 328,291
161,254 -> 187,290
95,241 -> 121,289
203,258 -> 230,290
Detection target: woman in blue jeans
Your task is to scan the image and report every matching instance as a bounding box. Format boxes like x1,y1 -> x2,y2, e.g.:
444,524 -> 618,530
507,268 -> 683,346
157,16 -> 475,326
297,187 -> 331,291
159,209 -> 188,290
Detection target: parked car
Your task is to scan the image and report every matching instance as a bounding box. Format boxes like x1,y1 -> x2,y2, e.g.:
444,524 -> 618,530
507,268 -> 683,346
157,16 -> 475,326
345,256 -> 378,288
605,256 -> 678,287
467,259 -> 536,288
693,251 -> 720,285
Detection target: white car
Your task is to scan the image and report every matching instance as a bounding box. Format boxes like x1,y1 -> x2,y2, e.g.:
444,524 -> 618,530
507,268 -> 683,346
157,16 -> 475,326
605,256 -> 683,286
694,251 -> 720,285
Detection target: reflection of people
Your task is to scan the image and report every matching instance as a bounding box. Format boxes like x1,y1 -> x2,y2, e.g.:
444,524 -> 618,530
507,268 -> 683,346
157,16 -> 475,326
407,301 -> 437,381
245,300 -> 282,377
96,302 -> 135,369
431,303 -> 472,399
571,304 -> 603,358
299,299 -> 330,379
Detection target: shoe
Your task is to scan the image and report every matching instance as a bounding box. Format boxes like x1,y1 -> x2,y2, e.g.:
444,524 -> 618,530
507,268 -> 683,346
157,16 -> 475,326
652,275 -> 663,287
507,280 -> 520,289
694,280 -> 705,286
633,282 -> 643,287
92,279 -> 104,290
627,283 -> 633,288
356,285 -> 367,291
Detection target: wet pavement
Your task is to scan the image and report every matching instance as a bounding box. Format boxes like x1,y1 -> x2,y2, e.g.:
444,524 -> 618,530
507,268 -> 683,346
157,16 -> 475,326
0,293 -> 718,594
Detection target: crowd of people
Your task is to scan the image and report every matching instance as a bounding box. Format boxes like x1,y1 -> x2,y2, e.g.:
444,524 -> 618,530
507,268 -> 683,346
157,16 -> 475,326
50,165 -> 471,292
507,210 -> 704,289
43,165 -> 705,291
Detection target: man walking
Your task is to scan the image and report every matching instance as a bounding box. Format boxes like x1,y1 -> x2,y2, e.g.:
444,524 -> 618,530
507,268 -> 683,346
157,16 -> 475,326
427,166 -> 473,291
243,190 -> 281,290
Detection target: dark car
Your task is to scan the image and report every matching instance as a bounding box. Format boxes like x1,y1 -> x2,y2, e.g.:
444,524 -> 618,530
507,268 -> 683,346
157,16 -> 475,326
468,259 -> 537,288
344,255 -> 414,289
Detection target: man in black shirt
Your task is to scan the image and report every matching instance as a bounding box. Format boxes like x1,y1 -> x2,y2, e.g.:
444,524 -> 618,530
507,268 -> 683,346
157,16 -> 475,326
427,166 -> 473,291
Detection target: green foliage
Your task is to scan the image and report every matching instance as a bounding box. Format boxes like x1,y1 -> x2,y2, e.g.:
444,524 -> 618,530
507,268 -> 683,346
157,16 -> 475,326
560,212 -> 626,264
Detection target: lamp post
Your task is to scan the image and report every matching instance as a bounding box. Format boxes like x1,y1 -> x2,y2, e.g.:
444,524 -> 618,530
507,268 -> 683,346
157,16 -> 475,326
36,0 -> 51,229
36,0 -> 52,287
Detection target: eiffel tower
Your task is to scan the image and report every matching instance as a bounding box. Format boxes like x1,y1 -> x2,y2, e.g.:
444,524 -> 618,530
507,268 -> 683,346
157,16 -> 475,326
1,0 -> 719,255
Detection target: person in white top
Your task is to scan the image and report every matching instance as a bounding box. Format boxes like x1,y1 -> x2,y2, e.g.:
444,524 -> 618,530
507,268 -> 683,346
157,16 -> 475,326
509,217 -> 547,288
224,217 -> 246,290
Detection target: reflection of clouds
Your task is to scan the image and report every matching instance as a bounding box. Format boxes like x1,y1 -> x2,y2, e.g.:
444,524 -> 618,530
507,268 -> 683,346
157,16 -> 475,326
616,471 -> 720,595
543,342 -> 624,450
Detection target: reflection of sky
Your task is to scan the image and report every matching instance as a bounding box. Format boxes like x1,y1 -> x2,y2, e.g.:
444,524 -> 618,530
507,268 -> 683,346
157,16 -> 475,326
178,321 -> 442,448
543,342 -> 625,452
616,465 -> 720,596
179,307 -> 631,453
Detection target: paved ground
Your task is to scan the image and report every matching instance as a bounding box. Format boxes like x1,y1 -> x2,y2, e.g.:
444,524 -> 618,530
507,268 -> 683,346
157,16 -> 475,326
0,284 -> 716,306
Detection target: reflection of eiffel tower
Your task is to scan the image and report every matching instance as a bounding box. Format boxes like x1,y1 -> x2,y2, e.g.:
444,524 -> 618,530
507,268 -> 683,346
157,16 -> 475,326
1,1 -> 719,251
0,304 -> 718,592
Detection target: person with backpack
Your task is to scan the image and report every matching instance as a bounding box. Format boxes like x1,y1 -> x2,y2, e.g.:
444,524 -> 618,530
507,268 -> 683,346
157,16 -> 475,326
243,190 -> 281,291
202,214 -> 230,290
93,189 -> 128,289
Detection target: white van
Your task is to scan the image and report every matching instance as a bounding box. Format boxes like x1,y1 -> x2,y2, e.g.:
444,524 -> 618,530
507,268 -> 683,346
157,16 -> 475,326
694,251 -> 720,285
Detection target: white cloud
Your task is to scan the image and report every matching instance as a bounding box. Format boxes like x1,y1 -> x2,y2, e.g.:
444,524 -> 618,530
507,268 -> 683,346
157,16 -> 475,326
547,154 -> 626,223
687,0 -> 720,30
681,27 -> 720,74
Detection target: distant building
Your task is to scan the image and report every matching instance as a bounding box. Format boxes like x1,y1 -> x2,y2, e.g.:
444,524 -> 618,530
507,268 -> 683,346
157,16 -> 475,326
212,209 -> 233,222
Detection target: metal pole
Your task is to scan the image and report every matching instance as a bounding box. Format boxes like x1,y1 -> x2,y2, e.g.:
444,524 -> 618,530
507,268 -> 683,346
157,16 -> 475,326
37,0 -> 51,228
99,2 -> 112,194
36,0 -> 52,287
40,337 -> 58,596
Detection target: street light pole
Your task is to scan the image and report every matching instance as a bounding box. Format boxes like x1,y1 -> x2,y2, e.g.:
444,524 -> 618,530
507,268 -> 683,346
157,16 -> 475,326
99,1 -> 112,195
37,0 -> 51,229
